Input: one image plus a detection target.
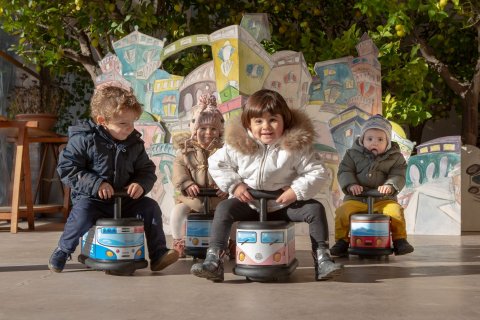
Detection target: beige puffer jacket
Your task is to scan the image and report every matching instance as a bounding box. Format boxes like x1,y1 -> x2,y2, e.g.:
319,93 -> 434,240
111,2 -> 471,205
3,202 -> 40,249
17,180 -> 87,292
172,132 -> 224,212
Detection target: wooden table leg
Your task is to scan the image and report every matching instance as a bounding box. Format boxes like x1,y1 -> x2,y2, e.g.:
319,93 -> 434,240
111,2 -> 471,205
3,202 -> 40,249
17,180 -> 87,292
22,137 -> 35,230
10,128 -> 24,233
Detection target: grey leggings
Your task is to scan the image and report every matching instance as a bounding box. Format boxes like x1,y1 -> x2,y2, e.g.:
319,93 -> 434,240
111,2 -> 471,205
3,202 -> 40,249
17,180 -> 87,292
209,198 -> 329,251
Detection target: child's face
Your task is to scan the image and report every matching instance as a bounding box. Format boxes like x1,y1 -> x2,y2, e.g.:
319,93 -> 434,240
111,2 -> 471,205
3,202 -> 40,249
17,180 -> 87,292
196,125 -> 220,147
249,112 -> 284,145
98,109 -> 137,141
363,128 -> 388,155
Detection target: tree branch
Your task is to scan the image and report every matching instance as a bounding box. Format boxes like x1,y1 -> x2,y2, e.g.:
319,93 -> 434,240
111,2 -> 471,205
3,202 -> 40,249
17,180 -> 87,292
415,35 -> 469,97
0,50 -> 39,79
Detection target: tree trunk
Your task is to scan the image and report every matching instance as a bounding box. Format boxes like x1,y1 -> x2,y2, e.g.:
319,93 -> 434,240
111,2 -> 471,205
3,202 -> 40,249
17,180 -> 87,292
408,122 -> 426,153
39,67 -> 52,112
462,88 -> 479,146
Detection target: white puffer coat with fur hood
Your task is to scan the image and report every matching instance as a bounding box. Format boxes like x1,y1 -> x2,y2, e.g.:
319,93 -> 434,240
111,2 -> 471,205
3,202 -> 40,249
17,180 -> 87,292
208,110 -> 328,212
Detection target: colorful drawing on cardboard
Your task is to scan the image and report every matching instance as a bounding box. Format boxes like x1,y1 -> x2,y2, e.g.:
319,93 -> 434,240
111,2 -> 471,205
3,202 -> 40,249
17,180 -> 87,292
93,16 -> 477,236
399,136 -> 461,235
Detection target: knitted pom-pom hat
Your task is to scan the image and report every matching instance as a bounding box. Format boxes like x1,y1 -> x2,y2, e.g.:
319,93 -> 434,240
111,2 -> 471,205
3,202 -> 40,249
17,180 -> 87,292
360,114 -> 392,150
189,94 -> 225,138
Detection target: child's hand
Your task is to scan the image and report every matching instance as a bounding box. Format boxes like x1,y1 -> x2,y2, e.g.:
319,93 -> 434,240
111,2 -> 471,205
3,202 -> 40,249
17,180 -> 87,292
98,182 -> 114,199
185,184 -> 200,198
233,183 -> 253,203
216,190 -> 228,199
276,187 -> 297,206
126,183 -> 144,199
348,184 -> 363,196
378,184 -> 393,195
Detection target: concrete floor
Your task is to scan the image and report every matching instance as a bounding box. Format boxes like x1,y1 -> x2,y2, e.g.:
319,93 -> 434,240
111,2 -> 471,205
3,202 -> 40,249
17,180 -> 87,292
1,218 -> 480,320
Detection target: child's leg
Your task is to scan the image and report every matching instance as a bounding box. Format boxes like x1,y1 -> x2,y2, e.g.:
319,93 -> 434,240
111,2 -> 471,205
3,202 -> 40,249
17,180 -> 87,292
275,199 -> 343,280
375,200 -> 413,255
123,197 -> 167,260
209,198 -> 257,249
124,197 -> 179,270
375,200 -> 407,240
58,198 -> 108,253
170,203 -> 191,239
272,199 -> 328,249
334,200 -> 367,241
49,198 -> 108,272
191,198 -> 257,282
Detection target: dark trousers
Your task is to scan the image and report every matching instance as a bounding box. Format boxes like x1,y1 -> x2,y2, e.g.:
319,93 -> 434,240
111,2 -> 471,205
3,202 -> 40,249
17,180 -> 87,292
58,197 -> 167,260
210,198 -> 329,251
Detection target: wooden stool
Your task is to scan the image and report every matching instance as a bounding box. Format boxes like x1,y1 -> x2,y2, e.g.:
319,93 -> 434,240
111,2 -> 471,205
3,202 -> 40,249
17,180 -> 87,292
0,120 -> 69,233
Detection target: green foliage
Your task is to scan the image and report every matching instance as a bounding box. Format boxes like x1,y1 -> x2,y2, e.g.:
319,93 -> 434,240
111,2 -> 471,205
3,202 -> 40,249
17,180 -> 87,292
356,0 -> 478,139
1,0 -> 478,141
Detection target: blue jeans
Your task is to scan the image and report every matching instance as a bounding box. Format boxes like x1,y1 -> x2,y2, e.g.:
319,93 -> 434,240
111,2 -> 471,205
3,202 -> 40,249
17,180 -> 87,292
58,197 -> 167,260
209,198 -> 329,251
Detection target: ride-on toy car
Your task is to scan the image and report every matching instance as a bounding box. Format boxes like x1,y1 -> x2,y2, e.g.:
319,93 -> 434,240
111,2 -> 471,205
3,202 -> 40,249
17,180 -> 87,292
78,192 -> 148,275
348,189 -> 394,258
233,189 -> 298,282
184,188 -> 218,259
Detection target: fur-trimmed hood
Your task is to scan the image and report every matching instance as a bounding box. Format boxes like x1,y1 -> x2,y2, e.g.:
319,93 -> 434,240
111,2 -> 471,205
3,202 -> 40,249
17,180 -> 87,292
172,131 -> 223,152
224,109 -> 316,155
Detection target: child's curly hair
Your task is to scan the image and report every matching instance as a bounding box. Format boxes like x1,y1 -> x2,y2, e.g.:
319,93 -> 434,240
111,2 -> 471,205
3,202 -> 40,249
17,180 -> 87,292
90,86 -> 143,122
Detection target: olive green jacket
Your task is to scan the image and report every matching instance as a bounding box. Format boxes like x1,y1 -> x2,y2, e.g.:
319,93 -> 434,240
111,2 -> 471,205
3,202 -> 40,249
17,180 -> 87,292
337,137 -> 406,202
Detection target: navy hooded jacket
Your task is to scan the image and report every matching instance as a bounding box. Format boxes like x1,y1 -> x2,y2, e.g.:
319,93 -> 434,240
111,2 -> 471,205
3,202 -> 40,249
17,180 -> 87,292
57,119 -> 157,204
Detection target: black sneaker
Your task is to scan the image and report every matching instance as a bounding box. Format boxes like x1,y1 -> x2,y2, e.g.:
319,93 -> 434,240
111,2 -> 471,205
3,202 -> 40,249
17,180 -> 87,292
393,239 -> 414,255
150,249 -> 179,271
330,239 -> 349,257
48,247 -> 71,273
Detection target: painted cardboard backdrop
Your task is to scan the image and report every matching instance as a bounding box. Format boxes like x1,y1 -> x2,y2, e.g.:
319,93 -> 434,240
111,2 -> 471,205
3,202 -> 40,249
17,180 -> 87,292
94,15 -> 478,236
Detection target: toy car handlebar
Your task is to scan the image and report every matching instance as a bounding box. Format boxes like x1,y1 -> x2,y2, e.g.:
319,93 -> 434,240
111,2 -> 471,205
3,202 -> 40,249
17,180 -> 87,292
113,191 -> 130,198
358,189 -> 387,198
247,189 -> 283,222
112,191 -> 130,219
248,189 -> 283,200
355,188 -> 395,215
196,188 -> 223,214
197,188 -> 221,197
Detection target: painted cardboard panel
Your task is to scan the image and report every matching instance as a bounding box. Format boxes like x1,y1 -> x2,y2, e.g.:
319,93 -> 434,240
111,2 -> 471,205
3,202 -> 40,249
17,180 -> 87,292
93,20 -> 475,236
147,143 -> 176,235
461,145 -> 480,232
239,13 -> 270,43
400,136 -> 462,235
266,51 -> 312,109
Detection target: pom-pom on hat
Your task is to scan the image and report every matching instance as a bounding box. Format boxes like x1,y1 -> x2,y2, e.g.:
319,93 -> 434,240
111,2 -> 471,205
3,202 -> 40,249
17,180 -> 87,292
189,93 -> 225,138
360,114 -> 392,150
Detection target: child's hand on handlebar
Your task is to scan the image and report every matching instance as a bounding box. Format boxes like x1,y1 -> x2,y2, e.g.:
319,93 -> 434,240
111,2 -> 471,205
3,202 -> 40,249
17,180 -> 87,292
348,184 -> 363,196
216,190 -> 229,199
378,184 -> 393,195
126,183 -> 144,199
276,187 -> 297,206
98,182 -> 114,199
233,183 -> 253,203
185,184 -> 200,198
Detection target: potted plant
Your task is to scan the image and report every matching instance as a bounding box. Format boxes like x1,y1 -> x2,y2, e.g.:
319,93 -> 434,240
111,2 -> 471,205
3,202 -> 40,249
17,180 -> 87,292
7,75 -> 66,132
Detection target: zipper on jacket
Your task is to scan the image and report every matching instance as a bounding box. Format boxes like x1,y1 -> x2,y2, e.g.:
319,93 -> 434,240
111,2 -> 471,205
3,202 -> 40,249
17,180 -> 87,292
113,143 -> 127,187
257,144 -> 269,189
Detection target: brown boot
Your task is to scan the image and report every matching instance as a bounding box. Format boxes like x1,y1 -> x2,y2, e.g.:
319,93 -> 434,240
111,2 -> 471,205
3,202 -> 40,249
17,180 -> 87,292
173,238 -> 186,258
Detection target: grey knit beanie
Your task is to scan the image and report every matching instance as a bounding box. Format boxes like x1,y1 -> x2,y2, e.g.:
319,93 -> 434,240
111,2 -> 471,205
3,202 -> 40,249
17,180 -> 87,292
360,114 -> 392,150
